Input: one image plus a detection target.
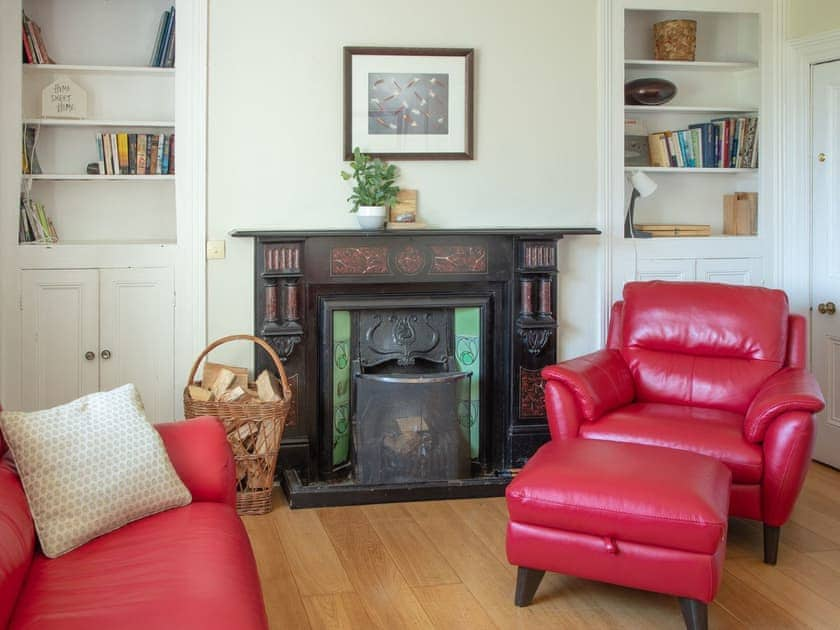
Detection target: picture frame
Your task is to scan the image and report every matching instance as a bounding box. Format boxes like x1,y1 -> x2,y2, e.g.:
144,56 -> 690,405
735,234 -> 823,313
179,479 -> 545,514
343,47 -> 474,160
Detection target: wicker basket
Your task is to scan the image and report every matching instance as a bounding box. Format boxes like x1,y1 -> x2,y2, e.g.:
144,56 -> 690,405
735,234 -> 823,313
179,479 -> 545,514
183,334 -> 292,515
654,19 -> 697,61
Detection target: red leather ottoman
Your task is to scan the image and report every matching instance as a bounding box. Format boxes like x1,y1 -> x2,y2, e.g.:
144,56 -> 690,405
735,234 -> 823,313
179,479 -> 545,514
506,440 -> 731,630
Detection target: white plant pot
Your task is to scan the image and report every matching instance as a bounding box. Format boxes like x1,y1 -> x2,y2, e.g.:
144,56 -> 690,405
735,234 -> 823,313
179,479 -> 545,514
356,205 -> 387,230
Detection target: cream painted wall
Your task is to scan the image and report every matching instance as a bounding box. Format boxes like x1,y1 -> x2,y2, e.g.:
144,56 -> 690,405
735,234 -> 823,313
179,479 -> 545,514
787,0 -> 840,39
207,0 -> 602,367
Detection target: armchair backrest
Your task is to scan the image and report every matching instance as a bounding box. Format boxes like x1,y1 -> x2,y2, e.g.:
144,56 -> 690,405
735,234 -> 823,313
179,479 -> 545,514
609,281 -> 791,413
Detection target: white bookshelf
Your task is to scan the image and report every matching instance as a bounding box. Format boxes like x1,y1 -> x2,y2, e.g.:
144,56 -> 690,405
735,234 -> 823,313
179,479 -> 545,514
606,1 -> 779,300
1,0 -> 207,419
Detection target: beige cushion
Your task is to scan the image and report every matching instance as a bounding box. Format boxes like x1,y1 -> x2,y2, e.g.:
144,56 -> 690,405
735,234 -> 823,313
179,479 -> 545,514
0,384 -> 191,558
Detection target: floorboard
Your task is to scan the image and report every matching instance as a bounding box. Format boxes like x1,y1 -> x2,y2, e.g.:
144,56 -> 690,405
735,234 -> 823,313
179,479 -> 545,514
243,462 -> 840,629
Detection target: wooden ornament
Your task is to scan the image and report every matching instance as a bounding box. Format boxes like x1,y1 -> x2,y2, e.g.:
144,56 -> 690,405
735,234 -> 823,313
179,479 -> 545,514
41,76 -> 87,119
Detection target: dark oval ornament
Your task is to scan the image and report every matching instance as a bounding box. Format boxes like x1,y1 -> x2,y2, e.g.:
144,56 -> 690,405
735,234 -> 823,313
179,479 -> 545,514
625,78 -> 677,106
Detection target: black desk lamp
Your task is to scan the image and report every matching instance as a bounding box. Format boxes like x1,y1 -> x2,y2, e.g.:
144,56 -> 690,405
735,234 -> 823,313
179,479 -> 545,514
624,170 -> 658,238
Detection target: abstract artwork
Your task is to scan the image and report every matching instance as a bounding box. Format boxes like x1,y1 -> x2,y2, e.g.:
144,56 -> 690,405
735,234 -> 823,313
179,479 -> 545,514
368,73 -> 449,135
344,47 -> 474,160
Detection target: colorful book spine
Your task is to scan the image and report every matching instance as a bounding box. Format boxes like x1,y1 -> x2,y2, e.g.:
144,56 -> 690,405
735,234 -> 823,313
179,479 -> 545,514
161,133 -> 171,174
168,134 -> 175,174
128,134 -> 137,175
110,134 -> 120,175
137,134 -> 147,174
117,133 -> 129,173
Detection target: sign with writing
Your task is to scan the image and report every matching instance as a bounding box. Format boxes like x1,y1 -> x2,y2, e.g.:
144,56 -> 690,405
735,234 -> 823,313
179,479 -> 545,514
41,76 -> 87,119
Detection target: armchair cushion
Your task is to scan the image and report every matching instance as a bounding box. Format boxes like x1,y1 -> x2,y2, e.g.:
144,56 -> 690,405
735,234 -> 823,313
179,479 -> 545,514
620,282 -> 789,412
156,417 -> 236,508
744,368 -> 825,443
579,403 -> 763,484
541,349 -> 634,422
10,503 -> 267,630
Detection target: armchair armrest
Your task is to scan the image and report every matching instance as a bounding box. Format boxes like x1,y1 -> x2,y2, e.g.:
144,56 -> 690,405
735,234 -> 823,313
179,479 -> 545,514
156,417 -> 236,508
541,349 -> 635,424
744,368 -> 825,443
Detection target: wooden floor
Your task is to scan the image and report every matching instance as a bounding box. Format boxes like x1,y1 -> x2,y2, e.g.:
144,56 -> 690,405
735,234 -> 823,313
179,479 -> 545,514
242,462 -> 840,629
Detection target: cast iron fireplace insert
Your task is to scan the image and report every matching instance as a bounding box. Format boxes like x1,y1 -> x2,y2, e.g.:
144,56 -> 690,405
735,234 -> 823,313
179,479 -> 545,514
232,227 -> 601,507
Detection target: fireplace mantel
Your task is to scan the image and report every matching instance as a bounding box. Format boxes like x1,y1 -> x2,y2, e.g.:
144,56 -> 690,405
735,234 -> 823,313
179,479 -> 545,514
232,226 -> 599,507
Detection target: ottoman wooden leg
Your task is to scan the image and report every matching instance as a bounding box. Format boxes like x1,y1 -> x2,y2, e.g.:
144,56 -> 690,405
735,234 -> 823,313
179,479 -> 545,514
763,524 -> 781,565
514,567 -> 545,606
678,597 -> 708,630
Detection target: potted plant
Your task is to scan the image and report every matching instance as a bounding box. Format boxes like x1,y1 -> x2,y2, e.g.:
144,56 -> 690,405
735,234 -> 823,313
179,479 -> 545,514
340,147 -> 400,230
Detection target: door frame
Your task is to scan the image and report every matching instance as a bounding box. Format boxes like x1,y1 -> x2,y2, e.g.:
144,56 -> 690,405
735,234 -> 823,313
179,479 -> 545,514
782,29 -> 840,366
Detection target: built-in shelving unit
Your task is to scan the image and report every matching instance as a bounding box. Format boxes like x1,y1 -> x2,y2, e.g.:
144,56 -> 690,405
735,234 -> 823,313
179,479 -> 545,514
2,0 -> 206,418
606,1 -> 779,299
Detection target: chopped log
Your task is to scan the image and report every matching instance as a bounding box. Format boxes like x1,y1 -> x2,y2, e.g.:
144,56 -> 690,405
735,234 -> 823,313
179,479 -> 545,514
188,385 -> 214,401
220,386 -> 248,403
211,368 -> 237,400
256,369 -> 282,402
202,361 -> 249,390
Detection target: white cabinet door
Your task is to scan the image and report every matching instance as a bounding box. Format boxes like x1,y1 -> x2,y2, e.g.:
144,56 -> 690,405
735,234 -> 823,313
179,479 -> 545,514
21,269 -> 99,411
99,268 -> 174,423
636,258 -> 695,282
696,258 -> 763,286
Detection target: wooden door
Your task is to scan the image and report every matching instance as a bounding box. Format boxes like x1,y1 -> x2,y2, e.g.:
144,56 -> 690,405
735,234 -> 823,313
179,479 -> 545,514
21,269 -> 99,411
99,268 -> 174,424
812,60 -> 840,468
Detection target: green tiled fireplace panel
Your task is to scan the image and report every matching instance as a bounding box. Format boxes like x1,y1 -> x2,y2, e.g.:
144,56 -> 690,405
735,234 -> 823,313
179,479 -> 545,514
332,310 -> 351,466
454,307 -> 481,458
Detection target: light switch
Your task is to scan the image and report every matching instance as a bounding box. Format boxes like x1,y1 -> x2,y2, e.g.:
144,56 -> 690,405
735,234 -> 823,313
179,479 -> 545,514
206,240 -> 226,260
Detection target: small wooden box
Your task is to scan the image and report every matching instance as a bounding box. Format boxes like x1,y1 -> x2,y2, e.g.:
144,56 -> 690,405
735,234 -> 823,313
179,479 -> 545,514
389,189 -> 418,223
723,192 -> 758,236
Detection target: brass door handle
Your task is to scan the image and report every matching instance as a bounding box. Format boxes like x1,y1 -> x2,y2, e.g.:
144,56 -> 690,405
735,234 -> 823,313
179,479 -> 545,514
818,152 -> 827,162
818,301 -> 836,315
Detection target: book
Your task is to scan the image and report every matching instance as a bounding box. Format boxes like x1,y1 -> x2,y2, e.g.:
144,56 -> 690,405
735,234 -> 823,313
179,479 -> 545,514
22,24 -> 34,63
137,134 -> 147,174
128,134 -> 137,175
22,125 -> 42,175
150,11 -> 169,66
117,133 -> 129,173
155,7 -> 176,68
148,135 -> 159,174
145,134 -> 153,172
163,25 -> 176,68
634,223 -> 711,237
161,133 -> 171,174
625,135 -> 649,167
110,134 -> 120,175
156,134 -> 165,174
168,134 -> 175,174
103,133 -> 113,175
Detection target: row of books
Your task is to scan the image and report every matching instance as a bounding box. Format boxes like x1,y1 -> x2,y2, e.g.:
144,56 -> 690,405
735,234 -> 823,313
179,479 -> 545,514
19,195 -> 57,243
150,7 -> 176,68
22,12 -> 54,65
22,125 -> 42,175
96,133 -> 175,176
648,117 -> 758,169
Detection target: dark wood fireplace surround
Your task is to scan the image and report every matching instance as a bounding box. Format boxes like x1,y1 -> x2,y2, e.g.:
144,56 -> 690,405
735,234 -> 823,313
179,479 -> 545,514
232,228 -> 599,507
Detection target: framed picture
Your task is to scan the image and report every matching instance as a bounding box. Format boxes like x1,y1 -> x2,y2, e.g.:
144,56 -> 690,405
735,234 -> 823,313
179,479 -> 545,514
343,47 -> 474,160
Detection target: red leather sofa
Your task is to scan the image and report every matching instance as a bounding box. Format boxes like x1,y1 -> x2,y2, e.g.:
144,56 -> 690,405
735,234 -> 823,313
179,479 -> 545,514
0,416 -> 268,630
541,281 -> 825,564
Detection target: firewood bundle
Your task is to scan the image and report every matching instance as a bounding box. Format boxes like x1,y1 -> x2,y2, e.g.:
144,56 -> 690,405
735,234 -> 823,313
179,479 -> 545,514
183,335 -> 292,515
188,362 -> 285,486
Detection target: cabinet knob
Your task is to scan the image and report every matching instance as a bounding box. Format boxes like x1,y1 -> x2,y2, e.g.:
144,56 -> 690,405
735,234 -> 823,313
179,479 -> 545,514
818,152 -> 827,162
101,349 -> 112,360
818,301 -> 836,315
84,351 -> 95,361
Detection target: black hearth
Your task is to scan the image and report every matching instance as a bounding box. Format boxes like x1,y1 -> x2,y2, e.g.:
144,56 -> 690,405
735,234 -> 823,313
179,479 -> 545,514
231,227 -> 599,507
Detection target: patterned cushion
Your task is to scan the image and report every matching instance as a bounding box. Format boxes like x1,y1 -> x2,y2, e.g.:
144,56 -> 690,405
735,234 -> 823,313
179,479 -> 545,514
0,385 -> 191,558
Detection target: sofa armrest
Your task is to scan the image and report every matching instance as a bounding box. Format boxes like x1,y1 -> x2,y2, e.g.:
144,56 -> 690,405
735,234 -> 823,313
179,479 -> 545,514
744,368 -> 824,443
762,411 -> 816,527
541,349 -> 634,424
156,417 -> 236,508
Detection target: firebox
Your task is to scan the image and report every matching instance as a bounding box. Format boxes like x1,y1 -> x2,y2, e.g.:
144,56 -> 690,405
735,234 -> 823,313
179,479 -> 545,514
354,372 -> 471,484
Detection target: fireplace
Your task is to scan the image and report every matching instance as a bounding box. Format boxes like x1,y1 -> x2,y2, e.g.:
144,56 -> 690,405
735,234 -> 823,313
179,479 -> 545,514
231,227 -> 599,507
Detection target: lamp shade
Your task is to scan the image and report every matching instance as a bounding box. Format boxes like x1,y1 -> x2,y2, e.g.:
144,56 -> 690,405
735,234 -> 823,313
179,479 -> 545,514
630,171 -> 657,198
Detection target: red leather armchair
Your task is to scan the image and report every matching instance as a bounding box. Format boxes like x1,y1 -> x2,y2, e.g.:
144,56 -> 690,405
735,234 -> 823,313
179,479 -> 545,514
542,281 -> 825,564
